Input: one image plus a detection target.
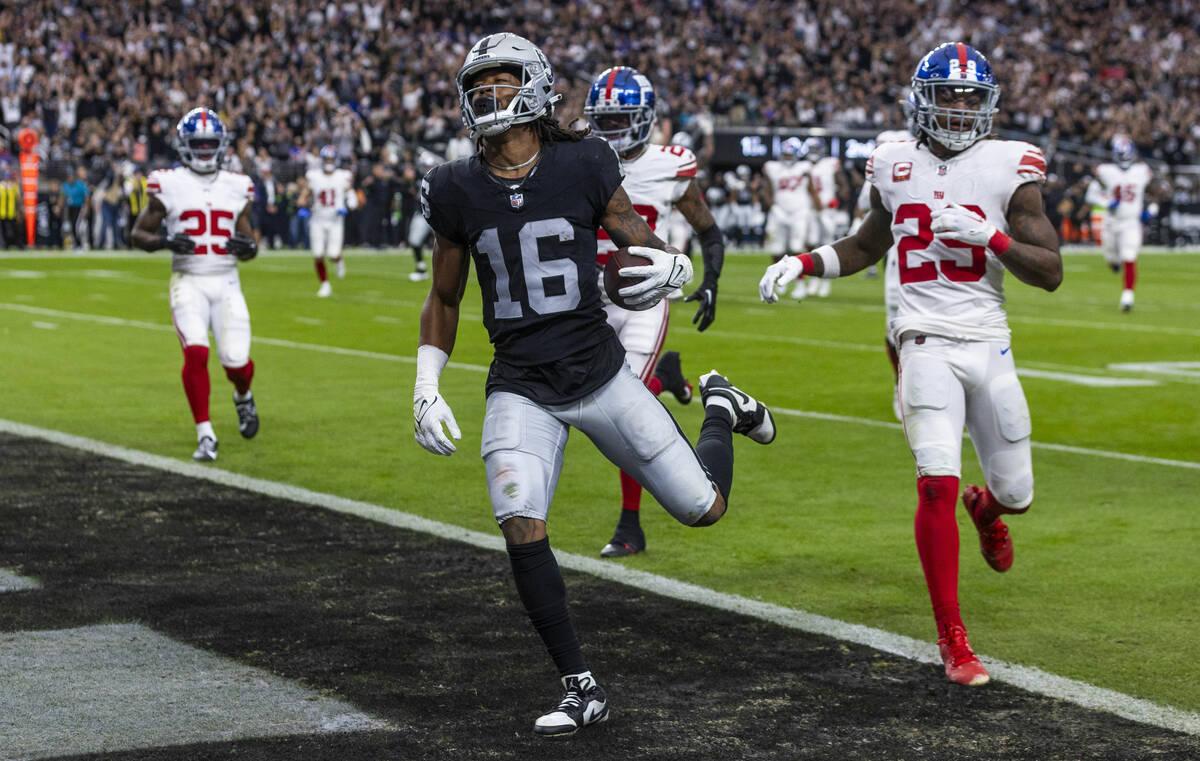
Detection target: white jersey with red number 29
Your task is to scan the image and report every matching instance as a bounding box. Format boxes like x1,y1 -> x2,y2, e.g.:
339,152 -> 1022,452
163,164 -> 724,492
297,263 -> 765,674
867,139 -> 1046,343
147,168 -> 255,275
305,168 -> 355,221
596,143 -> 697,263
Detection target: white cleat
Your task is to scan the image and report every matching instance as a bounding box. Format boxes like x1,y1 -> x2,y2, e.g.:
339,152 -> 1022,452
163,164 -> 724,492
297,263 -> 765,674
192,436 -> 218,462
533,673 -> 609,737
699,370 -> 776,444
317,281 -> 332,298
1119,289 -> 1134,312
790,279 -> 807,301
814,278 -> 832,297
408,269 -> 429,282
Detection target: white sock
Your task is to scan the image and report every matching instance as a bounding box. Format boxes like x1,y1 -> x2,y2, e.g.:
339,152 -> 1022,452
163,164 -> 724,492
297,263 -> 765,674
234,390 -> 253,403
196,421 -> 215,441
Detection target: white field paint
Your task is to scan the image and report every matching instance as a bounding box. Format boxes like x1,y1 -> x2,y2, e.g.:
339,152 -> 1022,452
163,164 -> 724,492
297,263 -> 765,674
0,419 -> 1196,737
2,301 -> 1198,472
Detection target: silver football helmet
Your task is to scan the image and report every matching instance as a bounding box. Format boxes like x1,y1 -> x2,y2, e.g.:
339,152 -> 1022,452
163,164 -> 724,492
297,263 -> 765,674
456,33 -> 562,139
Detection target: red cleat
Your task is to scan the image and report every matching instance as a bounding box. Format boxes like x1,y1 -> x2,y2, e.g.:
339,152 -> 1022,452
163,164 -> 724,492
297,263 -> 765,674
963,485 -> 1013,572
938,623 -> 990,686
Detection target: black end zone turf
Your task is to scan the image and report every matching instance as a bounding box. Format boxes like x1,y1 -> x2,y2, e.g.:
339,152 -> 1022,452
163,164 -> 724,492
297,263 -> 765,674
1,434 -> 1196,760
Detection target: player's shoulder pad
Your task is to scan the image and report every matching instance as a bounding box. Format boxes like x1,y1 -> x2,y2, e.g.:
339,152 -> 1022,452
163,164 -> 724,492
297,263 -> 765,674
221,170 -> 256,200
145,168 -> 169,195
650,142 -> 698,178
1003,139 -> 1047,184
866,139 -> 911,185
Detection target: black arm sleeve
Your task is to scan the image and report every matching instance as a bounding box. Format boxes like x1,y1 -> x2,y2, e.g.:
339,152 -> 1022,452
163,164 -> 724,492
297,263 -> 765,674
698,224 -> 724,283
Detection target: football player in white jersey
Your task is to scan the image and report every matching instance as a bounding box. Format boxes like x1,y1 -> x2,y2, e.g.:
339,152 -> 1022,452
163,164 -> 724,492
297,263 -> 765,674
849,124 -> 917,420
299,145 -> 357,297
803,138 -> 849,298
406,149 -> 444,282
1093,135 -> 1155,311
762,137 -> 821,299
584,65 -> 727,559
131,107 -> 260,462
761,42 -> 1062,687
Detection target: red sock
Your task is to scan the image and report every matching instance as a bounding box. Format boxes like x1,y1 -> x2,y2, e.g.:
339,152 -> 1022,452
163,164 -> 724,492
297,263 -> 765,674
224,359 -> 254,395
646,376 -> 663,395
181,345 -> 211,424
914,475 -> 962,631
619,471 -> 642,511
1123,261 -> 1136,290
315,259 -> 327,282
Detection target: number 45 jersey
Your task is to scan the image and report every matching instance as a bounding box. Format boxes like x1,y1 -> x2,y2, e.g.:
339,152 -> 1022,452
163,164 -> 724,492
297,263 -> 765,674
420,136 -> 627,403
147,167 -> 256,275
866,139 -> 1046,343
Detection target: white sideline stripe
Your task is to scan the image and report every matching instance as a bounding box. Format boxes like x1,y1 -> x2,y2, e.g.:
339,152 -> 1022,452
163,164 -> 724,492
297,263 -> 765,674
1,418 -> 1196,737
4,302 -> 1199,471
1016,368 -> 1159,387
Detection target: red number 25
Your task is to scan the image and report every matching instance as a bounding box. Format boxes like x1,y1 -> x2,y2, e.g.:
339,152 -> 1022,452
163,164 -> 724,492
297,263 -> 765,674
178,209 -> 236,254
895,202 -> 989,284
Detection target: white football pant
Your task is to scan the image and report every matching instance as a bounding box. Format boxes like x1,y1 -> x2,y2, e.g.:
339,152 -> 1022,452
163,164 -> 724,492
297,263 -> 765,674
898,334 -> 1034,509
311,217 -> 345,258
604,297 -> 669,383
765,206 -> 809,256
169,270 -> 252,367
1103,218 -> 1142,264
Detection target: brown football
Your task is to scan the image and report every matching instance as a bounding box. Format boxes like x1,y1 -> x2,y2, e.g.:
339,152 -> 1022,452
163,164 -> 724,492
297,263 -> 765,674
603,247 -> 655,311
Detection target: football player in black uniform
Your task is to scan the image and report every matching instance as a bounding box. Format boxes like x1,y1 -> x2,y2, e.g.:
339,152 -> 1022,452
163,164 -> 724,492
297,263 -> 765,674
413,33 -> 778,737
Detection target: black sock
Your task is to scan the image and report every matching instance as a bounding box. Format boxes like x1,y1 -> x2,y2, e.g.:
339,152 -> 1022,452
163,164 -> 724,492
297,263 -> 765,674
617,508 -> 640,531
696,406 -> 734,503
507,537 -> 586,677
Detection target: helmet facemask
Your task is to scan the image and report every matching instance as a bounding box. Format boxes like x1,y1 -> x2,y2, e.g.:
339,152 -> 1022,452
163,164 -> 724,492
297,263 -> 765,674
456,36 -> 560,140
584,102 -> 654,156
912,79 -> 999,152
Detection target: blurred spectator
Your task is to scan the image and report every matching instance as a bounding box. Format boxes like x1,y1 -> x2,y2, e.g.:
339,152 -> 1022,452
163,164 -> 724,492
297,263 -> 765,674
0,165 -> 18,248
359,163 -> 394,249
124,165 -> 148,249
61,165 -> 89,250
97,165 -> 124,250
254,162 -> 286,249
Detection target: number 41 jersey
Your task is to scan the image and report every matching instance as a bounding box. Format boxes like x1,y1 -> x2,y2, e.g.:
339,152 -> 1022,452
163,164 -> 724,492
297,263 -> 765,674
421,136 -> 627,404
147,167 -> 255,275
867,139 -> 1046,343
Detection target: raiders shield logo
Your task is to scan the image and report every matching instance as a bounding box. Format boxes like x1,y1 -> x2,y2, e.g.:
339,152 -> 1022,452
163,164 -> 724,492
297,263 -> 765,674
510,193 -> 524,209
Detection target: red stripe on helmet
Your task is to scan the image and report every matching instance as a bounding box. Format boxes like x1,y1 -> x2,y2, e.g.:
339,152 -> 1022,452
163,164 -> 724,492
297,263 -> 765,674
604,68 -> 618,100
201,110 -> 207,129
956,43 -> 969,78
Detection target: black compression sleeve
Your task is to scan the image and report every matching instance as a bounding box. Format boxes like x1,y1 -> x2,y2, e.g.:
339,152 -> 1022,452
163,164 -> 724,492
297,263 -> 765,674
698,224 -> 724,282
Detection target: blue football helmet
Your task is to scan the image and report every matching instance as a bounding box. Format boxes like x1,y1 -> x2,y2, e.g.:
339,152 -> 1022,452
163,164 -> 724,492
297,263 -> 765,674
175,107 -> 230,174
1112,135 -> 1137,168
779,137 -> 804,163
319,145 -> 338,171
910,42 -> 1000,151
584,66 -> 657,155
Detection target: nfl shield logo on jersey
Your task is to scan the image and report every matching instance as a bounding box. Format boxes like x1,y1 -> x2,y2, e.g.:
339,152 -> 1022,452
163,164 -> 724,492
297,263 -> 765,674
510,193 -> 524,209
938,164 -> 949,176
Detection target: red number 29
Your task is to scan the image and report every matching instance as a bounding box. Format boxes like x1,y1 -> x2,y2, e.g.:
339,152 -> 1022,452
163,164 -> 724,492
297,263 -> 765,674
895,202 -> 988,284
178,209 -> 236,254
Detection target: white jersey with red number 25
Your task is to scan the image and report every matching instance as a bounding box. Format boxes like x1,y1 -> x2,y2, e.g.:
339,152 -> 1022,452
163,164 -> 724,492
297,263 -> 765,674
867,139 -> 1046,343
305,168 -> 355,221
596,143 -> 697,263
147,168 -> 255,275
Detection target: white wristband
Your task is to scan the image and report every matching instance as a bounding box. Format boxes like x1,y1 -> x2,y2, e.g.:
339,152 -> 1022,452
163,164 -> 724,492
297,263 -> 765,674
814,245 -> 840,279
415,344 -> 449,393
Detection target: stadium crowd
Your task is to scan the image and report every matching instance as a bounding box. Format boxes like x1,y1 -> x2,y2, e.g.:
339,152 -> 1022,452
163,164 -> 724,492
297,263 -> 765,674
1,0 -> 1197,248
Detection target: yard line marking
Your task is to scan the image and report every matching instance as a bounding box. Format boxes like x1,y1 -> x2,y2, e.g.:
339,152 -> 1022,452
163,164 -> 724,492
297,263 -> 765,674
3,303 -> 1197,471
1016,368 -> 1159,387
1,418 -> 1196,737
1009,314 -> 1200,338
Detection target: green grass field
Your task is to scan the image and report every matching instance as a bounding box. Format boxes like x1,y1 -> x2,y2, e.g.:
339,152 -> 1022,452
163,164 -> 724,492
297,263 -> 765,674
1,247 -> 1197,716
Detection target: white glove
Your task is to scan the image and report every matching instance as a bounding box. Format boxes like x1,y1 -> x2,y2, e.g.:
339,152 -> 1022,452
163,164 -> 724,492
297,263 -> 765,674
617,245 -> 693,307
930,204 -> 997,247
414,388 -> 461,456
758,255 -> 804,303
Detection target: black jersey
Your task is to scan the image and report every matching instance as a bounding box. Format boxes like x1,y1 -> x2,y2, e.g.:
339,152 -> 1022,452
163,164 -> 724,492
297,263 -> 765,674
421,136 -> 627,405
